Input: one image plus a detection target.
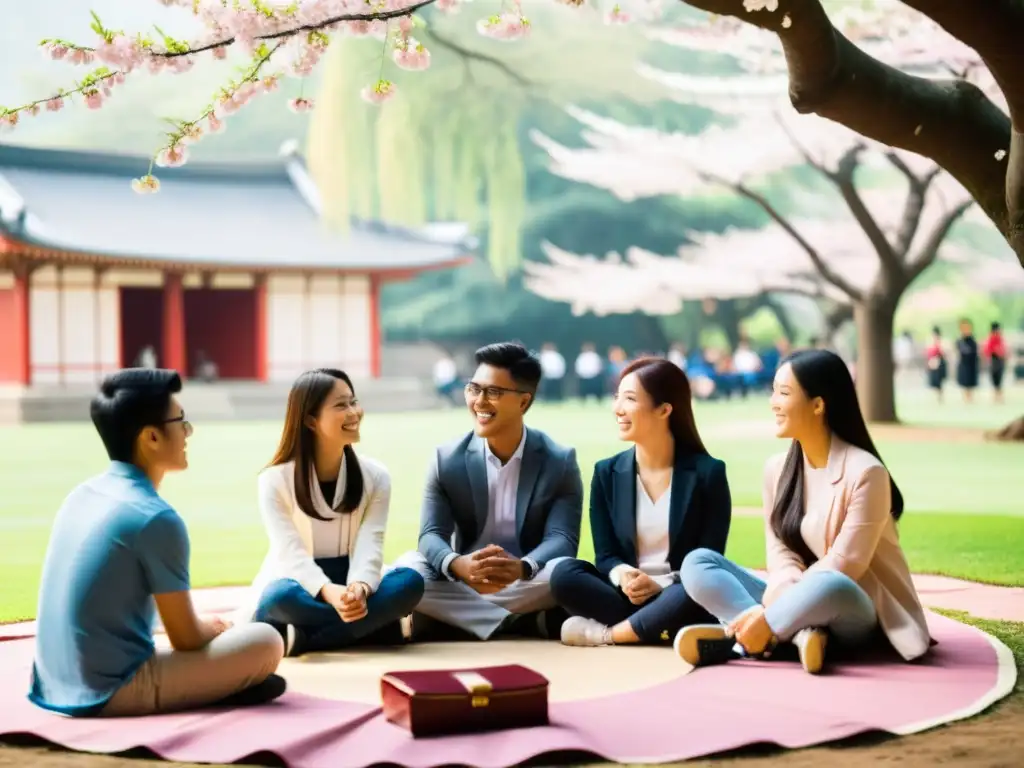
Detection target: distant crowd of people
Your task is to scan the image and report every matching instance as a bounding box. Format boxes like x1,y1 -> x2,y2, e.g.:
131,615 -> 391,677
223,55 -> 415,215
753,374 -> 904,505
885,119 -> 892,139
434,337 -> 793,406
908,320 -> 1019,403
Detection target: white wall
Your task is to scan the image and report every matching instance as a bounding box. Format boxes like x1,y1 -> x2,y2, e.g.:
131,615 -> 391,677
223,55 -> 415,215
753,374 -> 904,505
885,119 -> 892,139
267,273 -> 373,382
29,266 -> 120,385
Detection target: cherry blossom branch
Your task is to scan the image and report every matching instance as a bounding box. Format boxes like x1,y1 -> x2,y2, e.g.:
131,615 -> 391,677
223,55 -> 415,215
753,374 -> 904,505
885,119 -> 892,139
131,40 -> 287,193
155,0 -> 441,59
697,167 -> 864,301
0,68 -> 124,126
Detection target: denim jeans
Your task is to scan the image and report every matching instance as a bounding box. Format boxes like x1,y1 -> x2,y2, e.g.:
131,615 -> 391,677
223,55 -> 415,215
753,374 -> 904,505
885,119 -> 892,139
253,556 -> 424,652
680,548 -> 878,645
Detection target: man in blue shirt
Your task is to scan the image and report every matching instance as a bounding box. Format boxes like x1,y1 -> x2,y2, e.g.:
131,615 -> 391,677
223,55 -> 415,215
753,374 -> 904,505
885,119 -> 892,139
30,368 -> 285,717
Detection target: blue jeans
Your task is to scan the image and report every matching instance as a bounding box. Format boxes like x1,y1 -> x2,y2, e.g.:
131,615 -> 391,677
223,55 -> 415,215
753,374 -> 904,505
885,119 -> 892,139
253,556 -> 424,652
680,548 -> 878,645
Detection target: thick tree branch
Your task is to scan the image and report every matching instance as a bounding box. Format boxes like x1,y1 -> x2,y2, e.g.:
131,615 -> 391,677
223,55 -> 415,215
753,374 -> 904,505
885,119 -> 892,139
900,0 -> 1024,265
677,0 -> 1019,266
906,198 -> 975,280
698,168 -> 864,301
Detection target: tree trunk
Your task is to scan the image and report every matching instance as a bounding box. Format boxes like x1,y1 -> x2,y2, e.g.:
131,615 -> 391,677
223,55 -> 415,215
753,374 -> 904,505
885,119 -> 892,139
852,299 -> 898,423
989,414 -> 1024,442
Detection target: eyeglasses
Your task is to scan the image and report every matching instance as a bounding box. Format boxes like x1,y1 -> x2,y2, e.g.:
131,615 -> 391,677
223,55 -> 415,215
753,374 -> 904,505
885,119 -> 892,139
162,413 -> 193,436
464,382 -> 531,401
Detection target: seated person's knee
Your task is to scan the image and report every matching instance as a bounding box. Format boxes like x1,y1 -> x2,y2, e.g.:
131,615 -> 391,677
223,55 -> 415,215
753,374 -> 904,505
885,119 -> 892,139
681,547 -> 721,576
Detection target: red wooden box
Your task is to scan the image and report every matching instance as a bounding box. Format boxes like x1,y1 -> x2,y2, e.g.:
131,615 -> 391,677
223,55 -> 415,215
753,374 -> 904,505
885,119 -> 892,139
380,664 -> 550,737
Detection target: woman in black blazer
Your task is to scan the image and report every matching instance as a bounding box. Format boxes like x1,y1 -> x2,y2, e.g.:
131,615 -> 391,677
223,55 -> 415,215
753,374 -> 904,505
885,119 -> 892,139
550,357 -> 732,646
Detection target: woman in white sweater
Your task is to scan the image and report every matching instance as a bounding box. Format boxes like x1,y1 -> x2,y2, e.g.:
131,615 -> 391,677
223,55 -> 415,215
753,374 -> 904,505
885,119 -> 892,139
245,368 -> 424,656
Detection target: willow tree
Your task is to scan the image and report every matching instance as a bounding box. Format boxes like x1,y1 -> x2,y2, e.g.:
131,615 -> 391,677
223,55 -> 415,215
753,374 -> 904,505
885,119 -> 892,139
304,6 -> 665,278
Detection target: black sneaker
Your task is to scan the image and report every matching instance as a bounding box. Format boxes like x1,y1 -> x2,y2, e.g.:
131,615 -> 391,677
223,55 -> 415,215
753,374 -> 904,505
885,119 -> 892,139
673,625 -> 739,667
211,674 -> 287,709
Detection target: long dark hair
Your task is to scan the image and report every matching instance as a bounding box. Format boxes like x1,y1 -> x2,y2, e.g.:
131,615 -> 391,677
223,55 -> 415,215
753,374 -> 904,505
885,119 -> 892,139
770,349 -> 903,565
618,357 -> 708,455
267,368 -> 364,522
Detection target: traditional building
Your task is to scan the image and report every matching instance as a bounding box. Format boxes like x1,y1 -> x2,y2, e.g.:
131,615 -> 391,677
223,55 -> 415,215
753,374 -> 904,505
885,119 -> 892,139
0,141 -> 473,387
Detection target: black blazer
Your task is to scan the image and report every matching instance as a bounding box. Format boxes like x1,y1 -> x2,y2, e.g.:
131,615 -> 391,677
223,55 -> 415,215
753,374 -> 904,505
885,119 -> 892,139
589,447 -> 732,579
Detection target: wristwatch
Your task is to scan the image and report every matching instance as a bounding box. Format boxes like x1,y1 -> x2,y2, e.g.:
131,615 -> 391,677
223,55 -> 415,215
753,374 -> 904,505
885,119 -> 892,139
520,558 -> 539,581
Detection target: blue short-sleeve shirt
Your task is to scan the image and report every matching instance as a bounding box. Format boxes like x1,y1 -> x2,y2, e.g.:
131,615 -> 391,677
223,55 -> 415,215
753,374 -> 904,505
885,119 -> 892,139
28,461 -> 191,716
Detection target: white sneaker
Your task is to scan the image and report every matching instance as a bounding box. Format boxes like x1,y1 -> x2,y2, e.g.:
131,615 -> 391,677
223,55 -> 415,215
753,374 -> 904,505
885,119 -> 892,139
793,628 -> 827,674
284,624 -> 299,656
560,616 -> 612,647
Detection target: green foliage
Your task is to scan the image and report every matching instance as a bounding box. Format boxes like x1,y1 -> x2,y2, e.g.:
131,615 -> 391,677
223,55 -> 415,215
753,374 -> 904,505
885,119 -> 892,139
306,5 -> 673,278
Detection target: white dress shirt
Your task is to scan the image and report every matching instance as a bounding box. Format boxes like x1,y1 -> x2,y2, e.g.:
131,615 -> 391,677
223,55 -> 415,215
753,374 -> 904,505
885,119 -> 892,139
441,428 -> 539,579
609,474 -> 674,589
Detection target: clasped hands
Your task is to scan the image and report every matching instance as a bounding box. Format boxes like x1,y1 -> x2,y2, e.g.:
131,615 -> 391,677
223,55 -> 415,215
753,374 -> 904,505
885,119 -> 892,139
321,582 -> 371,623
451,544 -> 524,595
618,568 -> 663,605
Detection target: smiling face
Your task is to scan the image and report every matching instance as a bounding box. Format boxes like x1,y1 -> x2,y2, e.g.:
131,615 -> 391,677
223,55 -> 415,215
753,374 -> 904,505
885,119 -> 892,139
769,362 -> 824,440
613,371 -> 670,444
306,377 -> 363,448
464,363 -> 530,438
137,395 -> 192,473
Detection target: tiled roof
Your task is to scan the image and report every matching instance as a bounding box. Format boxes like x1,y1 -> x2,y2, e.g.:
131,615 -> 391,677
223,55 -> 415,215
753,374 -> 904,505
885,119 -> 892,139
0,142 -> 475,272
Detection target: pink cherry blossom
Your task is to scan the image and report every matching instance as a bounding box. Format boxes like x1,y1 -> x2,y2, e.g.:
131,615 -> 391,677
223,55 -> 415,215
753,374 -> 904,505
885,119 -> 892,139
43,42 -> 69,60
393,38 -> 431,71
155,143 -> 188,167
288,97 -> 315,113
398,15 -> 414,34
131,175 -> 160,194
436,0 -> 459,12
361,79 -> 396,105
83,89 -> 104,109
180,123 -> 203,143
212,46 -> 228,60
206,113 -> 226,134
45,96 -> 64,112
605,5 -> 630,24
477,12 -> 531,41
0,113 -> 19,130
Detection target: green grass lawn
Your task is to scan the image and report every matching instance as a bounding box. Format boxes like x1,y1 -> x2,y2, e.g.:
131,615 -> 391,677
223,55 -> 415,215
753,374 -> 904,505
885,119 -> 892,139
1,385 -> 1022,623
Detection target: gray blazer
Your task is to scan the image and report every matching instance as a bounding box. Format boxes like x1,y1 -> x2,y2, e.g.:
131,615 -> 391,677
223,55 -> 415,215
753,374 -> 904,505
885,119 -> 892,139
418,428 -> 583,575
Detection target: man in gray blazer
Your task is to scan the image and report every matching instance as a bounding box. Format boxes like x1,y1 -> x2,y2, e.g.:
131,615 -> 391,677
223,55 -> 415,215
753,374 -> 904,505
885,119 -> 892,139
395,342 -> 583,641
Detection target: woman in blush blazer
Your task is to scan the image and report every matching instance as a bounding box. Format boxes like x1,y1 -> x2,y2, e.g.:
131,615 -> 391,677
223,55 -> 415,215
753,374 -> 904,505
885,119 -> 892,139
549,357 -> 733,646
241,368 -> 424,657
677,349 -> 931,674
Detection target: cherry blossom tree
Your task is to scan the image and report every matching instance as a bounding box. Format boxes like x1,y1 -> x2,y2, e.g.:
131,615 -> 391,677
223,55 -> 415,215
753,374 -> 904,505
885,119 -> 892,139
530,24 -> 1007,422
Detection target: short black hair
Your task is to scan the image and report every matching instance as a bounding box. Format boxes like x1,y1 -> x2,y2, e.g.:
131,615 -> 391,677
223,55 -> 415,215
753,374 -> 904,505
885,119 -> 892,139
474,341 -> 543,393
90,368 -> 182,463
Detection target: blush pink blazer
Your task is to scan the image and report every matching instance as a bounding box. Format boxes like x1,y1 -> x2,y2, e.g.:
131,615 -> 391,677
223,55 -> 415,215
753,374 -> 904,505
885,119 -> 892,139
761,437 -> 932,661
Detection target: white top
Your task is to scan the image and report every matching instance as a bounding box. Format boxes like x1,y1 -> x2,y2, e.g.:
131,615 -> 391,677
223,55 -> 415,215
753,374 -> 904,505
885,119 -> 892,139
539,350 -> 566,379
575,350 -> 603,378
609,473 -> 674,589
733,348 -> 762,373
433,357 -> 458,385
234,452 -> 392,621
439,428 -> 533,578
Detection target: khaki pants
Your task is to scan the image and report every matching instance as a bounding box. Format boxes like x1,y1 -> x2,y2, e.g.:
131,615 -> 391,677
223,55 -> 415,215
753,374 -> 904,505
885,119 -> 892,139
100,623 -> 284,717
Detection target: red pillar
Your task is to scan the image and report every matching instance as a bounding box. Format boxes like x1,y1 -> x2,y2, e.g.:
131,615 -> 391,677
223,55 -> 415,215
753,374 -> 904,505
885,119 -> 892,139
254,273 -> 268,381
368,274 -> 381,378
12,265 -> 31,385
162,272 -> 186,376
